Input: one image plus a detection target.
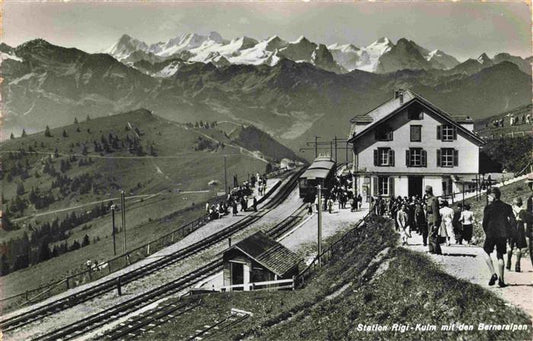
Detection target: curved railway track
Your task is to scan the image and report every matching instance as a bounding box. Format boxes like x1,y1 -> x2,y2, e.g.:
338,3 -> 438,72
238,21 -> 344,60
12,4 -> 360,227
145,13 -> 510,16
34,193 -> 309,340
1,168 -> 304,334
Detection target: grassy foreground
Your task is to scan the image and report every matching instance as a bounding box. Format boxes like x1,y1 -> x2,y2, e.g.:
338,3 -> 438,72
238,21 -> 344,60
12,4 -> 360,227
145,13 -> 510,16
148,215 -> 531,341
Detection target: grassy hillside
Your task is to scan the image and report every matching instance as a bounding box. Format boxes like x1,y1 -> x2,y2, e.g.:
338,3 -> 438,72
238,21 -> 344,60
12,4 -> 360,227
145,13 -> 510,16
150,215 -> 531,340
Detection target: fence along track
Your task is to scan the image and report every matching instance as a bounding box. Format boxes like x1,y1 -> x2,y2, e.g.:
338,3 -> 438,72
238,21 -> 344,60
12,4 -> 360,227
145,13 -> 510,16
1,168 -> 304,333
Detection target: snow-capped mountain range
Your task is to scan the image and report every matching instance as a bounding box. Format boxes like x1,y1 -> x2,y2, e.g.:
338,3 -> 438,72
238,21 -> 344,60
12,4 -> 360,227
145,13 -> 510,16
107,32 -> 466,76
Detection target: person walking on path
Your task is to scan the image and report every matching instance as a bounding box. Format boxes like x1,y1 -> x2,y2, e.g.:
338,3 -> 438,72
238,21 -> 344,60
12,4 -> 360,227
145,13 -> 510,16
508,197 -> 533,272
425,186 -> 442,254
414,201 -> 428,246
397,204 -> 410,245
482,187 -> 516,288
459,204 -> 475,244
452,203 -> 463,244
439,201 -> 455,246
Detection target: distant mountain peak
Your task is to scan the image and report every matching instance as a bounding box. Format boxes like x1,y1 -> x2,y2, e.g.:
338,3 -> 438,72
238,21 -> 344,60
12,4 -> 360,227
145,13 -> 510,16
293,36 -> 311,44
207,31 -> 224,43
477,53 -> 492,64
371,37 -> 393,46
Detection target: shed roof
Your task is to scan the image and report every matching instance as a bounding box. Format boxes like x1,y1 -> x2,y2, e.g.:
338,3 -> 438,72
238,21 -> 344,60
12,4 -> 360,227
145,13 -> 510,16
229,231 -> 300,277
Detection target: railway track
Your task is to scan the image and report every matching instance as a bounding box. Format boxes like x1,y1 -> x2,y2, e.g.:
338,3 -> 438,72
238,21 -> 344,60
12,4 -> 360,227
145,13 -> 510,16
187,311 -> 251,341
1,168 -> 304,333
95,202 -> 309,340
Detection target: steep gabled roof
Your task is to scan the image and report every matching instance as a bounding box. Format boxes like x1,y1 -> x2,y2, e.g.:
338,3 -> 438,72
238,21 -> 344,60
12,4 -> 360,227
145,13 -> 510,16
348,90 -> 485,146
229,231 -> 300,277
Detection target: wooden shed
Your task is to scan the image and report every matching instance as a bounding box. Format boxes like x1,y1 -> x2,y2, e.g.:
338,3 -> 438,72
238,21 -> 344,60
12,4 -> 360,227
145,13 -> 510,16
222,231 -> 300,291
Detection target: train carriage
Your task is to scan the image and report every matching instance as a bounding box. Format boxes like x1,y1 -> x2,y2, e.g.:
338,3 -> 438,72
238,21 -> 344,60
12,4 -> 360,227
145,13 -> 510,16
298,157 -> 336,202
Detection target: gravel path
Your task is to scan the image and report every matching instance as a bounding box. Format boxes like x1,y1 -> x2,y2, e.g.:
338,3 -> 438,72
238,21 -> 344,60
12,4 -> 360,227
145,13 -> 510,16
405,233 -> 533,321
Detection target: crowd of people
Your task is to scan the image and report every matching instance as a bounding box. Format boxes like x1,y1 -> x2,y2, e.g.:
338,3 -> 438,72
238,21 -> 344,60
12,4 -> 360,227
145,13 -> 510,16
306,171 -> 364,214
205,173 -> 268,220
370,181 -> 533,288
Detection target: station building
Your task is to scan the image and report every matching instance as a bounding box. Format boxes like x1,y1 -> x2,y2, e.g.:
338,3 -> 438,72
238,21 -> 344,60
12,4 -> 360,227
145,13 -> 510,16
223,231 -> 300,291
348,89 -> 485,205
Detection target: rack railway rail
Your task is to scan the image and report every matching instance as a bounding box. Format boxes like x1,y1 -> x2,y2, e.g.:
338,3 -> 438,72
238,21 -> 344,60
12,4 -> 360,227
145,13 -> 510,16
1,168 -> 304,335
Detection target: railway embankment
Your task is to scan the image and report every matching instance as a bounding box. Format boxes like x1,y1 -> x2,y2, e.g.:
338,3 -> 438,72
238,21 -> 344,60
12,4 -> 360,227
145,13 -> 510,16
148,214 -> 532,341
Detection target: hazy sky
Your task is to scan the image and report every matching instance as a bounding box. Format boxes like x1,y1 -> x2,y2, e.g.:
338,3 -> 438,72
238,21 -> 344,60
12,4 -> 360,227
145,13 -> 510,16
3,1 -> 531,61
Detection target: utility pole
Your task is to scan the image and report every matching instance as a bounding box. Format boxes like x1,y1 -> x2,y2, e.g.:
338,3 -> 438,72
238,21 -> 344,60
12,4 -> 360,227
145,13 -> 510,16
330,141 -> 333,160
224,156 -> 228,195
317,184 -> 323,266
121,190 -> 126,253
315,136 -> 320,158
334,136 -> 338,162
111,203 -> 117,256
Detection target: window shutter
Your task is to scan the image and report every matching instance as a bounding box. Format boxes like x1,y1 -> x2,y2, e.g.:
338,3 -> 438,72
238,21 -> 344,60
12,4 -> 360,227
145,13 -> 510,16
437,149 -> 441,167
373,177 -> 378,196
421,150 -> 427,167
406,150 -> 411,167
389,177 -> 394,198
453,126 -> 457,140
389,149 -> 395,167
437,125 -> 442,140
374,149 -> 378,166
454,149 -> 459,166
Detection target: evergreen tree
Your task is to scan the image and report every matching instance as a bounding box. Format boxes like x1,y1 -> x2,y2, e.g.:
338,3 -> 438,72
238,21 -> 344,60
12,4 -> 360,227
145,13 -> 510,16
39,239 -> 51,262
10,132 -> 14,139
86,115 -> 91,121
82,234 -> 90,247
21,129 -> 27,138
62,129 -> 68,138
44,125 -> 52,137
16,182 -> 25,196
76,126 -> 81,133
74,117 -> 79,124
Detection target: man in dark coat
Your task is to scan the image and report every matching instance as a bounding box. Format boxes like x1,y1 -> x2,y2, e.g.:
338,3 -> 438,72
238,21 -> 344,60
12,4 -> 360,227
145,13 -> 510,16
482,187 -> 516,287
425,186 -> 441,254
527,178 -> 533,266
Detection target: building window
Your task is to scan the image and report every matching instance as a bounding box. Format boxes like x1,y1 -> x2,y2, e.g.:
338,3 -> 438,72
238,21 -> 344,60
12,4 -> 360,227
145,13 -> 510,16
410,125 -> 422,142
437,124 -> 456,141
438,148 -> 458,167
406,148 -> 426,167
374,148 -> 395,167
408,110 -> 424,120
375,125 -> 393,141
378,177 -> 389,196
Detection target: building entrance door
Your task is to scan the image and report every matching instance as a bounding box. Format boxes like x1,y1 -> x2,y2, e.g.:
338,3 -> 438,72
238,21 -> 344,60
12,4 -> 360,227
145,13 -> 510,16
231,262 -> 244,290
408,176 -> 423,198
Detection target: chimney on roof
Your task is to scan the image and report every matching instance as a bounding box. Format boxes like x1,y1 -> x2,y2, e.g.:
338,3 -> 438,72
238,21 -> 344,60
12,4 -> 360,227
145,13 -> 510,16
395,88 -> 405,104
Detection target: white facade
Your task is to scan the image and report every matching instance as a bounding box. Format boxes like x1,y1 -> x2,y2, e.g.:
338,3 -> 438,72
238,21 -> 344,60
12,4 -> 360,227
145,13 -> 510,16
349,91 -> 484,203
